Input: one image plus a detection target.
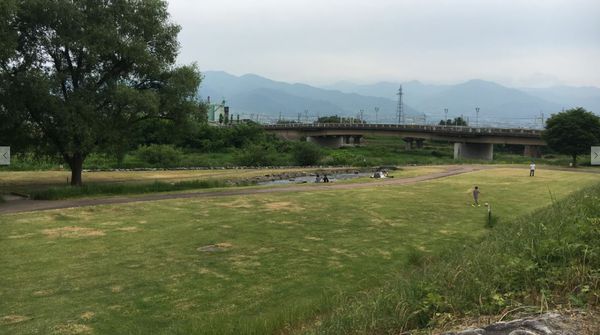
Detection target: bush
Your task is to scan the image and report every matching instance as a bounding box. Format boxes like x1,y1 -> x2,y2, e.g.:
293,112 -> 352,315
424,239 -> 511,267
234,144 -> 281,166
0,152 -> 62,171
134,144 -> 183,167
292,142 -> 323,166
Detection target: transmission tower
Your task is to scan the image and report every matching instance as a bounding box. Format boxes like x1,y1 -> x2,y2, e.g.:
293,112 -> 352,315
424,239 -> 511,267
396,85 -> 404,124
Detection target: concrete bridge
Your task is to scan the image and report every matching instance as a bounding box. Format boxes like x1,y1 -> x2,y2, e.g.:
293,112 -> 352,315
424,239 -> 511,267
263,123 -> 545,160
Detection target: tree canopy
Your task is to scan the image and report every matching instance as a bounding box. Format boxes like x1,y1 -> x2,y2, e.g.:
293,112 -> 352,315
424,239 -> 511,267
542,107 -> 600,165
439,117 -> 468,126
0,0 -> 202,185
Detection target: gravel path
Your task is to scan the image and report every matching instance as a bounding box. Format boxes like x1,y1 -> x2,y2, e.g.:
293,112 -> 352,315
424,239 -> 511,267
0,165 -> 487,214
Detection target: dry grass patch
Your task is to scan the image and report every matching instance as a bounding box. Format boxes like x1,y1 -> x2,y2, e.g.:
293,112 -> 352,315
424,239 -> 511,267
214,199 -> 253,209
0,315 -> 30,325
79,312 -> 94,321
33,289 -> 56,297
7,233 -> 35,239
52,323 -> 93,335
228,254 -> 261,270
115,226 -> 139,232
98,221 -> 121,226
263,201 -> 305,212
42,226 -> 105,238
197,268 -> 229,280
197,242 -> 233,252
304,236 -> 323,241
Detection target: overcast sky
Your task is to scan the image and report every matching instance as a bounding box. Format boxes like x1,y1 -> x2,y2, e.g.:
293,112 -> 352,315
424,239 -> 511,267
168,0 -> 600,88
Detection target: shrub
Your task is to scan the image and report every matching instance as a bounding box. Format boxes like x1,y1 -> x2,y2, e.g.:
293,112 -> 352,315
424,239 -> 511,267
134,144 -> 183,167
234,144 -> 280,166
292,142 -> 323,166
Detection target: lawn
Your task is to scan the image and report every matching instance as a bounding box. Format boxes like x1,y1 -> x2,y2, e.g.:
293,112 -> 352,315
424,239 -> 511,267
1,168 -> 598,334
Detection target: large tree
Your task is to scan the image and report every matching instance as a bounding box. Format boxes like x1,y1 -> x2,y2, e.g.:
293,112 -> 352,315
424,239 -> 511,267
542,107 -> 600,166
0,0 -> 202,185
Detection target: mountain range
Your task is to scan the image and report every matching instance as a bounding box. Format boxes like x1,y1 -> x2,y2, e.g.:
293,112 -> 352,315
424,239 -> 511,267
199,71 -> 600,127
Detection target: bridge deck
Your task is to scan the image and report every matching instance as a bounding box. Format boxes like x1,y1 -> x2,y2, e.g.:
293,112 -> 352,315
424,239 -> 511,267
264,123 -> 542,138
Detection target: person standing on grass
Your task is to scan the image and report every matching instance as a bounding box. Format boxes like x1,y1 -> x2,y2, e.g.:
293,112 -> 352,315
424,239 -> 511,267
529,161 -> 536,176
472,186 -> 481,207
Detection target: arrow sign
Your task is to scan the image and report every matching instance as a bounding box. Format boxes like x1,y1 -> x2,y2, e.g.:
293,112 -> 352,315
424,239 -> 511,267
0,146 -> 9,165
592,146 -> 600,166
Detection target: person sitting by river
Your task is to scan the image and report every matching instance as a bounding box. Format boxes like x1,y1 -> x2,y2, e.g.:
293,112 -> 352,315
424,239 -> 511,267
323,174 -> 329,183
315,174 -> 321,183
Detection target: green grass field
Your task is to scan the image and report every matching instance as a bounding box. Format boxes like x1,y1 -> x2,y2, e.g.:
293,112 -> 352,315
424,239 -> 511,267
1,168 -> 598,334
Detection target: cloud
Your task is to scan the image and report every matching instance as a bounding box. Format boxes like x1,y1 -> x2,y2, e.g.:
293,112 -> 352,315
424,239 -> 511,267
168,0 -> 600,87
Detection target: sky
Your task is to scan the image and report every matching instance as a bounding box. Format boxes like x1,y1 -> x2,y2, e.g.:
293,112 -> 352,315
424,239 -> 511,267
167,0 -> 600,88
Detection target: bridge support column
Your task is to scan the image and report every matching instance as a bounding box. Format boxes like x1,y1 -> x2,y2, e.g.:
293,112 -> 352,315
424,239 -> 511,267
454,142 -> 494,161
415,139 -> 425,149
353,136 -> 362,146
523,145 -> 542,158
307,136 -> 344,148
403,137 -> 414,150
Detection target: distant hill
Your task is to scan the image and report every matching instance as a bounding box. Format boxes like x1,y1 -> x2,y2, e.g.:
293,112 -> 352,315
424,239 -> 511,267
199,71 -> 421,123
323,80 -> 450,106
521,86 -> 600,115
200,71 -> 599,126
411,80 -> 562,122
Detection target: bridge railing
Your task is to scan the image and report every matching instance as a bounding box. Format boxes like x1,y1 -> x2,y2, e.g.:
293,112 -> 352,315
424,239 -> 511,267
263,123 -> 542,136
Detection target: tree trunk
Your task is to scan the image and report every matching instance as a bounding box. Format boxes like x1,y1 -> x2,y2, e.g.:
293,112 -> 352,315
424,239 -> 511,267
572,154 -> 577,167
66,153 -> 85,186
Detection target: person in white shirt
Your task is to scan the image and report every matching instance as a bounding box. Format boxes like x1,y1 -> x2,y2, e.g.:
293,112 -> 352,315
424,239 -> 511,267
529,162 -> 536,177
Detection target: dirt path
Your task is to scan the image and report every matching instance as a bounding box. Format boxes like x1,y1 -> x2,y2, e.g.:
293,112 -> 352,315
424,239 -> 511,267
0,165 -> 487,214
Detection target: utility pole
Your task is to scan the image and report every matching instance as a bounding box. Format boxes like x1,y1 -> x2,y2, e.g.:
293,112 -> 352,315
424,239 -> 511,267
304,109 -> 308,123
475,107 -> 480,127
374,107 -> 379,123
297,112 -> 301,123
396,85 -> 404,124
360,109 -> 364,123
444,108 -> 448,124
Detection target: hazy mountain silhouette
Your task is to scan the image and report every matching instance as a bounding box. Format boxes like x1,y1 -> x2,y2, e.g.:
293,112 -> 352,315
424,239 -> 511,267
200,71 -> 598,126
324,80 -> 450,106
521,86 -> 600,115
412,80 -> 562,121
200,71 -> 421,123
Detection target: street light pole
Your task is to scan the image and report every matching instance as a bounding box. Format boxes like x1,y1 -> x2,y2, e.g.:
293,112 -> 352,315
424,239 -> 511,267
475,107 -> 480,127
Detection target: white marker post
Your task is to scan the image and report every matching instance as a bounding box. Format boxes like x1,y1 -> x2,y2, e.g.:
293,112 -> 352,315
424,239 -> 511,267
0,146 -> 9,165
592,147 -> 600,166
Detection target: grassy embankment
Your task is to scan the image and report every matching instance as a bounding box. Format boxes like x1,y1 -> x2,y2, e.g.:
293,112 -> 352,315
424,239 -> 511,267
1,168 -> 598,334
0,135 -> 578,172
305,180 -> 600,334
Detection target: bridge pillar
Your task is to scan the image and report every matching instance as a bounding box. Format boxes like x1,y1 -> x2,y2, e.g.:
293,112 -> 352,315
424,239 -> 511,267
403,137 -> 414,150
353,136 -> 362,146
415,139 -> 425,149
523,145 -> 542,158
454,142 -> 494,160
307,136 -> 344,148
